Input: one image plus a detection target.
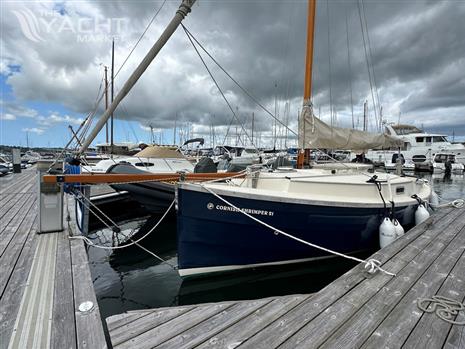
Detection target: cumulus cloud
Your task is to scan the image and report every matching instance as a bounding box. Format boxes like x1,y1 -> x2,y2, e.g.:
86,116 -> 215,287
1,113 -> 16,121
22,127 -> 45,135
1,0 -> 465,146
37,113 -> 84,126
1,101 -> 38,118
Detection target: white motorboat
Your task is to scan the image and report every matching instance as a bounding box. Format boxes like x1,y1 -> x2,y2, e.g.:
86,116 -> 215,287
432,153 -> 464,173
366,124 -> 465,167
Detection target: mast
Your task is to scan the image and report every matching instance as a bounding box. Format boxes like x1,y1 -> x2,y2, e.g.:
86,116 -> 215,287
110,39 -> 115,153
104,65 -> 109,143
298,0 -> 316,149
363,100 -> 368,131
297,0 -> 316,168
78,0 -> 196,155
274,82 -> 278,150
251,112 -> 255,144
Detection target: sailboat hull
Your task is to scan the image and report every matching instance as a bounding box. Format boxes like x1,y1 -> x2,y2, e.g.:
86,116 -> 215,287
176,186 -> 417,277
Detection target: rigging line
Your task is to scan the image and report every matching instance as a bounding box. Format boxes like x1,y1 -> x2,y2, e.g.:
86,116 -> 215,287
357,0 -> 378,131
79,68 -> 107,137
182,26 -> 255,149
114,0 -> 168,80
222,113 -> 238,146
56,69 -> 105,159
182,24 -> 298,137
118,97 -> 140,143
200,183 -> 395,277
345,5 -> 355,129
361,0 -> 382,130
326,0 -> 334,127
77,85 -> 107,148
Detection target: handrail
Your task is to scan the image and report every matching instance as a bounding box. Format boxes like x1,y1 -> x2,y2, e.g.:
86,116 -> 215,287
43,172 -> 243,184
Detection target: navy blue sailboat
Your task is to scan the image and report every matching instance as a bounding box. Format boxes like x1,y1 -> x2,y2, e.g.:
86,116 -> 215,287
176,170 -> 431,277
175,0 -> 432,277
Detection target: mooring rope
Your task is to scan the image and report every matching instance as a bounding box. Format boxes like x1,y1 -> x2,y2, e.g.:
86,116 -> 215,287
69,198 -> 177,269
198,183 -> 396,277
429,195 -> 465,209
417,295 -> 465,325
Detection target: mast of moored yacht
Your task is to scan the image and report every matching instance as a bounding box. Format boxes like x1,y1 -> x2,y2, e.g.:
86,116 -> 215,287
297,0 -> 317,167
77,0 -> 196,155
110,39 -> 115,154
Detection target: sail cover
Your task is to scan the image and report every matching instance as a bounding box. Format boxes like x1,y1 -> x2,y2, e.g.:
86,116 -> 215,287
299,107 -> 403,150
135,145 -> 184,158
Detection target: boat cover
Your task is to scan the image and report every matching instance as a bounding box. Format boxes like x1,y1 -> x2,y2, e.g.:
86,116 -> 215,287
299,107 -> 403,150
134,145 -> 184,158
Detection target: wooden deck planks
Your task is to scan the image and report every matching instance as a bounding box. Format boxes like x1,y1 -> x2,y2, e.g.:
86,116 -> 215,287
0,212 -> 37,296
155,298 -> 274,349
318,217 -> 465,348
51,231 -> 77,349
0,228 -> 38,349
0,168 -> 107,349
395,241 -> 465,349
240,208 -> 459,349
114,303 -> 236,349
7,233 -> 58,349
195,295 -> 311,349
70,238 -> 107,349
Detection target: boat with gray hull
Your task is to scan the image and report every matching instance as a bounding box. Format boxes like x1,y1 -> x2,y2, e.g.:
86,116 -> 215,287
108,163 -> 176,213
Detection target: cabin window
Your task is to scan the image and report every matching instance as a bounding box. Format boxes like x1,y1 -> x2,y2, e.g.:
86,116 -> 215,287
433,136 -> 446,142
416,137 -> 424,143
135,162 -> 155,167
425,137 -> 432,145
412,155 -> 427,163
396,187 -> 405,194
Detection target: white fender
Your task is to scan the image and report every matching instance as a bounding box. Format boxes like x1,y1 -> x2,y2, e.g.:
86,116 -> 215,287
392,218 -> 405,238
379,217 -> 396,248
415,204 -> 430,225
430,191 -> 439,207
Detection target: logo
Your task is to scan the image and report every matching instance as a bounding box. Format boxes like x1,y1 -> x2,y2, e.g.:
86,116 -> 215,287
207,203 -> 274,216
11,7 -> 129,43
12,9 -> 45,43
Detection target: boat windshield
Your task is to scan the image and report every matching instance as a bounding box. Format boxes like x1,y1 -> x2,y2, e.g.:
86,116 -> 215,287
433,136 -> 448,142
391,125 -> 423,135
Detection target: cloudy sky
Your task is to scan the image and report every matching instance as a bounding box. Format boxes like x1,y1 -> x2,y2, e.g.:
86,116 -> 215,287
1,0 -> 465,148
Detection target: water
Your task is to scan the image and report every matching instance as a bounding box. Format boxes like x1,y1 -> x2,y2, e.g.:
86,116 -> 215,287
87,172 -> 465,319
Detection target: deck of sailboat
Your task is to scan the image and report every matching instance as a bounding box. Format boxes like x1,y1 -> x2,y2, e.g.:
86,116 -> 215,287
180,169 -> 431,207
0,167 -> 107,349
106,205 -> 465,349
